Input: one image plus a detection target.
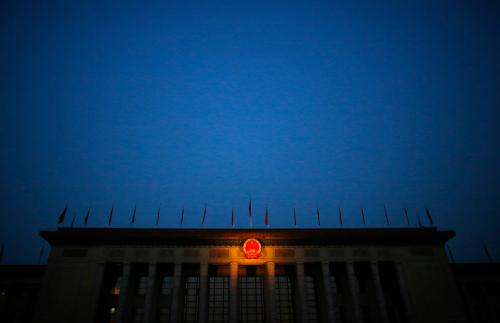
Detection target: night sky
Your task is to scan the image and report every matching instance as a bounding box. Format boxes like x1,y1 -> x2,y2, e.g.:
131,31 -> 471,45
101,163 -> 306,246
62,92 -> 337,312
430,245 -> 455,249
1,1 -> 499,264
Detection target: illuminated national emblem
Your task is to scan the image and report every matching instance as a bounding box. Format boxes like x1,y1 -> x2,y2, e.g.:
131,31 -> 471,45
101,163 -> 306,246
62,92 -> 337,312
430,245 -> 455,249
242,238 -> 262,259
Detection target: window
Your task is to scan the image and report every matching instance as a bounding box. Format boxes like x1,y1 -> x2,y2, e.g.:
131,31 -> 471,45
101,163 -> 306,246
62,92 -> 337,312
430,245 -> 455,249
239,276 -> 265,322
331,275 -> 342,294
159,307 -> 170,323
275,276 -> 294,322
158,276 -> 174,323
133,308 -> 144,323
339,306 -> 347,323
362,306 -> 372,323
358,276 -> 366,294
111,277 -> 122,295
209,276 -> 229,322
183,276 -> 200,323
162,276 -> 174,295
138,276 -> 148,295
304,276 -> 318,323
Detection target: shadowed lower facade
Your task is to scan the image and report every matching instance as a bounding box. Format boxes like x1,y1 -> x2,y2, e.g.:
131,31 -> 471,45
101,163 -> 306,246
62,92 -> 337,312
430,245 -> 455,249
26,227 -> 470,323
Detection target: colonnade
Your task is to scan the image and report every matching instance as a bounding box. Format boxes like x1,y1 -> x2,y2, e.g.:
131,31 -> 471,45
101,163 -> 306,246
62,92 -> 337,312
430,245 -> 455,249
98,261 -> 411,323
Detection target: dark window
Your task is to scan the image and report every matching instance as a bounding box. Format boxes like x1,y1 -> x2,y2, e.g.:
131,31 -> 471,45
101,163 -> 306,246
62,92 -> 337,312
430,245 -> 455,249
158,276 -> 174,323
111,277 -> 122,295
358,276 -> 366,294
275,276 -> 294,322
159,307 -> 171,323
183,276 -> 200,323
304,276 -> 318,323
133,308 -> 144,323
208,276 -> 229,322
137,276 -> 148,295
162,276 -> 174,295
339,306 -> 346,323
239,276 -> 265,322
362,305 -> 372,323
330,275 -> 342,294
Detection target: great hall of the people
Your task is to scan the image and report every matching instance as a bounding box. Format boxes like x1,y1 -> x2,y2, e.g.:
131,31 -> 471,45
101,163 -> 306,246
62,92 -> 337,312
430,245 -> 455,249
1,227 -> 499,323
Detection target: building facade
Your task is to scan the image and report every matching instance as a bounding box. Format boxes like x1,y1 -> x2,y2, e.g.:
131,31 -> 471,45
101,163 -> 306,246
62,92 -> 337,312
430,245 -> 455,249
452,263 -> 500,323
0,265 -> 44,323
27,227 -> 469,323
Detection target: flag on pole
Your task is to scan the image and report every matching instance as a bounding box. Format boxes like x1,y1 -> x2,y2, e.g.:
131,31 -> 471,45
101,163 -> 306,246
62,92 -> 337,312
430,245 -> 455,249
483,243 -> 492,262
361,208 -> 366,225
316,208 -> 321,226
108,206 -> 114,225
38,245 -> 45,264
180,207 -> 184,225
293,208 -> 297,226
201,207 -> 207,224
71,214 -> 76,227
248,199 -> 252,228
384,205 -> 389,225
84,208 -> 91,225
156,208 -> 160,225
131,206 -> 136,224
0,243 -> 4,264
425,208 -> 434,225
404,208 -> 410,225
57,206 -> 67,224
265,207 -> 269,226
339,208 -> 343,225
231,208 -> 235,227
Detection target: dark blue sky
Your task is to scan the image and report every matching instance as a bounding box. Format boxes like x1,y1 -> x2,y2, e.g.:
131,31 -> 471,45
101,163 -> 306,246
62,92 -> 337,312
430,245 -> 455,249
1,1 -> 499,263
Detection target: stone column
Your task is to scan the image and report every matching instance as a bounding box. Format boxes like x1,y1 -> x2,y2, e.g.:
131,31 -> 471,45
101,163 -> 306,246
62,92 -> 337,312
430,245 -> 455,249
229,262 -> 239,323
395,262 -> 413,323
116,262 -> 132,323
198,262 -> 209,323
295,261 -> 308,323
89,262 -> 105,323
370,262 -> 389,323
144,262 -> 157,323
330,273 -> 340,321
265,261 -> 277,323
321,261 -> 336,322
346,262 -> 363,323
170,262 -> 183,323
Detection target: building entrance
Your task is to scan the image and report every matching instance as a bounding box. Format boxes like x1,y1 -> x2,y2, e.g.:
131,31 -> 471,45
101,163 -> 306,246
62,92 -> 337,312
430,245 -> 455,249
239,265 -> 265,322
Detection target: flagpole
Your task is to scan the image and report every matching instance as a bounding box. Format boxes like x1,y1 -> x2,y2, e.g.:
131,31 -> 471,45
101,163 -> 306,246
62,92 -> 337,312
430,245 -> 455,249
84,208 -> 91,225
57,205 -> 68,225
384,205 -> 389,226
249,199 -> 253,229
483,243 -> 492,262
404,208 -> 410,226
108,205 -> 114,226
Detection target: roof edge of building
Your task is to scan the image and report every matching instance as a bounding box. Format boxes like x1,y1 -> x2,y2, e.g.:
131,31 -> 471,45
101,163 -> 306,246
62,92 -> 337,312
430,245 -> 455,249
39,227 -> 455,246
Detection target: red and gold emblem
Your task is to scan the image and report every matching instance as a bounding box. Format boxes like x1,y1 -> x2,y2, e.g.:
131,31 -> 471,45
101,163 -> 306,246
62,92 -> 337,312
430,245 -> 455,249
242,238 -> 262,259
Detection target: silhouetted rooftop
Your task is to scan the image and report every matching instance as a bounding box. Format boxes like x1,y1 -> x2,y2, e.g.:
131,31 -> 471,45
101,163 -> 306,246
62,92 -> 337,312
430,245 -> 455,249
40,227 -> 455,246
